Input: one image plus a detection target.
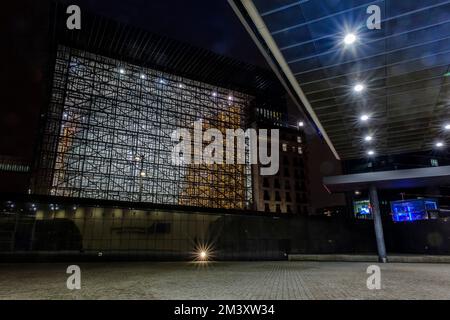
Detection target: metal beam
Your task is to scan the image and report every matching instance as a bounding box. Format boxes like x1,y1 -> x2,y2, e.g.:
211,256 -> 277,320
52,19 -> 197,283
229,0 -> 341,160
324,165 -> 450,192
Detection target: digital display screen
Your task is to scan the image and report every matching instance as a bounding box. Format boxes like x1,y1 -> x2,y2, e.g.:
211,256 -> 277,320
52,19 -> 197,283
391,199 -> 439,222
353,200 -> 372,219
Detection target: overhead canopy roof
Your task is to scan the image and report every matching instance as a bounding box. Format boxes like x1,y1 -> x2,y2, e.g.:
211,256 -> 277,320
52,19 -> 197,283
323,165 -> 450,192
230,0 -> 450,159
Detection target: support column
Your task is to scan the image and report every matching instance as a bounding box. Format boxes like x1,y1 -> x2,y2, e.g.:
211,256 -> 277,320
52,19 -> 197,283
369,184 -> 387,263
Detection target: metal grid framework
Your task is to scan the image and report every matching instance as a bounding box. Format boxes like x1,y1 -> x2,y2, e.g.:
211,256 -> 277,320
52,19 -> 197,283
236,0 -> 450,159
33,46 -> 253,209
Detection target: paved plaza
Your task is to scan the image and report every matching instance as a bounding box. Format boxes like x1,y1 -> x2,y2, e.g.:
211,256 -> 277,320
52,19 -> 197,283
0,261 -> 449,300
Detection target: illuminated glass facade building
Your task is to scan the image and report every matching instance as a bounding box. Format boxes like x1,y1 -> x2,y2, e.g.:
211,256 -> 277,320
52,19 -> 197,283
0,6 -> 320,261
33,46 -> 252,209
31,7 -> 287,212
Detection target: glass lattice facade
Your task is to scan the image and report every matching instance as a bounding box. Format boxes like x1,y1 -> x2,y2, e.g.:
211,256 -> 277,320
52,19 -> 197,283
33,46 -> 252,209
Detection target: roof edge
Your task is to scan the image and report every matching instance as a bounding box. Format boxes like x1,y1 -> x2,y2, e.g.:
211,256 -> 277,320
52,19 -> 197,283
228,0 -> 341,160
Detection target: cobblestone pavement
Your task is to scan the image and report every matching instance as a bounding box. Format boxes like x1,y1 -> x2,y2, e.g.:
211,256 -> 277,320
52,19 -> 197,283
0,261 -> 449,300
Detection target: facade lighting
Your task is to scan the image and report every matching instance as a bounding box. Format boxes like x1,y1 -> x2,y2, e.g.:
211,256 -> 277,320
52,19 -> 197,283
367,150 -> 375,156
445,124 -> 450,130
360,114 -> 369,122
364,135 -> 373,142
344,33 -> 357,45
354,83 -> 365,92
435,142 -> 444,148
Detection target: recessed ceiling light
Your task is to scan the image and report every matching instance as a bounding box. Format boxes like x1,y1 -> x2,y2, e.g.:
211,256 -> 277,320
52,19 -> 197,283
364,135 -> 373,142
435,142 -> 444,148
298,121 -> 304,127
354,83 -> 365,92
344,33 -> 357,45
367,150 -> 375,156
360,114 -> 370,121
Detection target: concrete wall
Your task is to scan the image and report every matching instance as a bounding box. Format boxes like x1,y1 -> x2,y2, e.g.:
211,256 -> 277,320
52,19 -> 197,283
2,202 -> 450,261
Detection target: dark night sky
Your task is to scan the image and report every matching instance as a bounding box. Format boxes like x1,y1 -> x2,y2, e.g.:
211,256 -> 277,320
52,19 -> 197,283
65,0 -> 268,67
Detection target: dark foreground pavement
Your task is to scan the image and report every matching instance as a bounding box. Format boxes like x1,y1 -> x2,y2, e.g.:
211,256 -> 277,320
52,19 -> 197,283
0,261 -> 449,299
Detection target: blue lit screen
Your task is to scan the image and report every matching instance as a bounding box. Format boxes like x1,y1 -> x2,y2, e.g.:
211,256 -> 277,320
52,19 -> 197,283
391,199 -> 438,222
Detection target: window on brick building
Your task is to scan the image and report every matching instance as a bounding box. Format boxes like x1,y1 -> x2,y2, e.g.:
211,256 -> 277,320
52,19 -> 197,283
285,180 -> 290,189
275,191 -> 281,201
274,179 -> 280,189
